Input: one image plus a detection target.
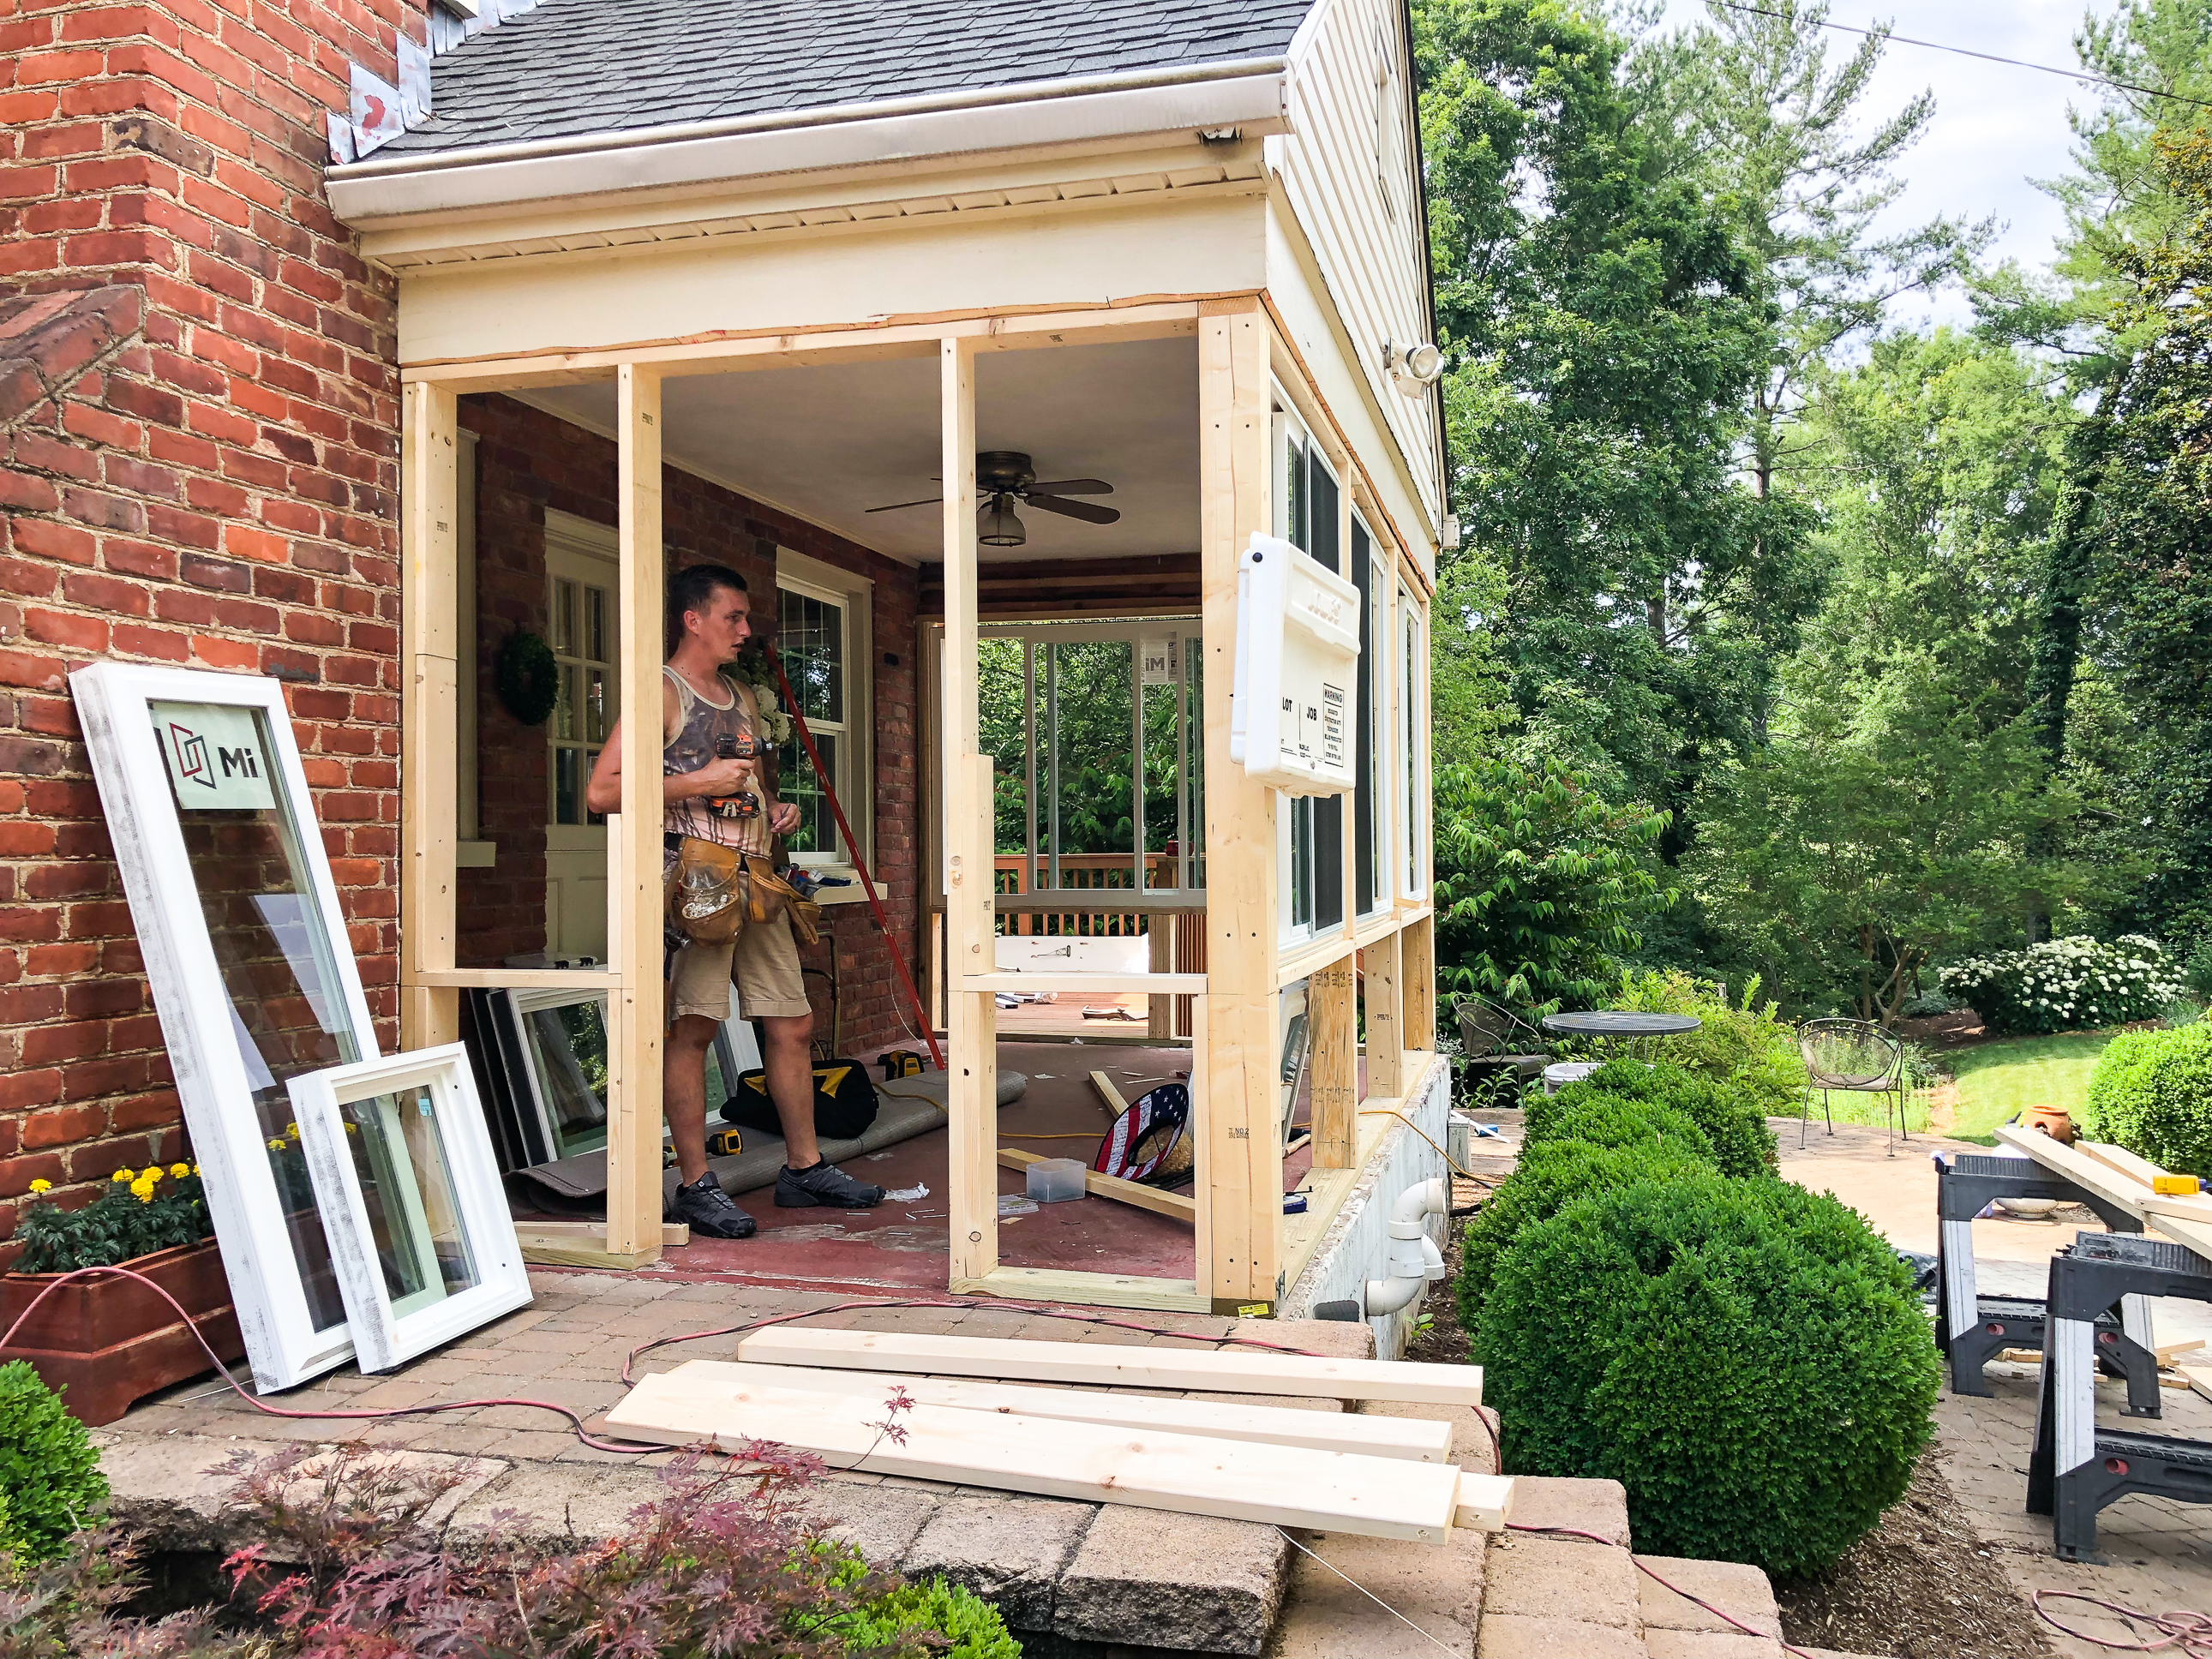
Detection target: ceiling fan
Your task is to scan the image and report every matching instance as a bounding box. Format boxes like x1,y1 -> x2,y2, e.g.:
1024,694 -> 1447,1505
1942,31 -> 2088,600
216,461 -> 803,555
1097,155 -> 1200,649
866,451 -> 1118,548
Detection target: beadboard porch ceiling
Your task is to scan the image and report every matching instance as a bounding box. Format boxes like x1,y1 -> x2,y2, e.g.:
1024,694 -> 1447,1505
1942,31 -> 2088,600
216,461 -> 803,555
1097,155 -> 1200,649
516,333 -> 1202,566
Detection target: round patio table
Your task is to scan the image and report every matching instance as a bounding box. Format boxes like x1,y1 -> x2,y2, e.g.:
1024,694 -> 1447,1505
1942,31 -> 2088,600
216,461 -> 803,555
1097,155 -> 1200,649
1539,1010 -> 1702,1064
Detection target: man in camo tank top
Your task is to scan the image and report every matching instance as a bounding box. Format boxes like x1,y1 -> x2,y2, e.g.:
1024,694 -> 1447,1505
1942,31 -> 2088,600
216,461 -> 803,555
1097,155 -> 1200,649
585,563 -> 884,1237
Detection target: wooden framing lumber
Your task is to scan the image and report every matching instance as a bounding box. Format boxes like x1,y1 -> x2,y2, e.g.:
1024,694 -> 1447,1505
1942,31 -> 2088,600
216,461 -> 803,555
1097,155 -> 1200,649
1364,931 -> 1403,1099
669,1360 -> 1456,1460
940,336 -> 998,1285
733,1326 -> 1487,1407
1197,298 -> 1280,1310
948,1267 -> 1211,1311
608,364 -> 666,1263
1309,954 -> 1357,1170
1400,914 -> 1436,1053
996,1147 -> 1196,1222
399,381 -> 461,1051
1993,1126 -> 2212,1258
513,1220 -> 688,1267
1089,1071 -> 1130,1114
605,1367 -> 1505,1542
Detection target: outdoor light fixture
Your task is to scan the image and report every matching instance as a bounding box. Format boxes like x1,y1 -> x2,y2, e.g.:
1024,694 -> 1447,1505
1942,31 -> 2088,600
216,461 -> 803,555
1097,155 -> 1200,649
1382,338 -> 1444,398
979,491 -> 1028,547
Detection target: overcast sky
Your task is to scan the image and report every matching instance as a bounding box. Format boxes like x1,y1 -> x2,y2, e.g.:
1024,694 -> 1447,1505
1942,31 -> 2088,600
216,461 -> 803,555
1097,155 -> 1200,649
1650,0 -> 2100,326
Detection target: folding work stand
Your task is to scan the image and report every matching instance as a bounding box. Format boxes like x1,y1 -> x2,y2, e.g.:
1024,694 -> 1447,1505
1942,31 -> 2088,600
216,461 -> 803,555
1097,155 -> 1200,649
1934,1152 -> 2160,1413
2028,1231 -> 2212,1560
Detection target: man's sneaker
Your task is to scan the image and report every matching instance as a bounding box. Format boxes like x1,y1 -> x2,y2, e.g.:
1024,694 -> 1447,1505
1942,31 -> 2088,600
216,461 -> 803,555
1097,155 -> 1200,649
670,1171 -> 757,1238
775,1160 -> 885,1209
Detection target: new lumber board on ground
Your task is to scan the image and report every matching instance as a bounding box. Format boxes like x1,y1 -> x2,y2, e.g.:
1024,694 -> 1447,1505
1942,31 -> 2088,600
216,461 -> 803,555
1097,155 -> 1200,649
731,1327 -> 1486,1407
513,1220 -> 688,1267
605,1364 -> 1509,1541
996,1147 -> 1196,1222
1090,1071 -> 1129,1114
663,1361 -> 1455,1460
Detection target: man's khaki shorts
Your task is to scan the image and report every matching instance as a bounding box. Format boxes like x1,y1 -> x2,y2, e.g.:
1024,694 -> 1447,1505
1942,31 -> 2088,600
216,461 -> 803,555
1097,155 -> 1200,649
667,919 -> 809,1024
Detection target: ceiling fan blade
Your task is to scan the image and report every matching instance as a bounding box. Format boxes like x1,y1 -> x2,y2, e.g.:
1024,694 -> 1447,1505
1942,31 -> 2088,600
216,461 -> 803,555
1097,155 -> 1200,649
1024,478 -> 1114,496
864,495 -> 944,512
1022,494 -> 1120,525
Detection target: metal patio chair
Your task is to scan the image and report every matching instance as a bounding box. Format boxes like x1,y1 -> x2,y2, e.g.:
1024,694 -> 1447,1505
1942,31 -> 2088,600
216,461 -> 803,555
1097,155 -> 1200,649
1798,1017 -> 1909,1156
1454,993 -> 1550,1104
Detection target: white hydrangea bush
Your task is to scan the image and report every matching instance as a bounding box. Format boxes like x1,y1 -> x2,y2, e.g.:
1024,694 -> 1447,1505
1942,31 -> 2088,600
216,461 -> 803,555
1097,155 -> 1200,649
1938,935 -> 2187,1036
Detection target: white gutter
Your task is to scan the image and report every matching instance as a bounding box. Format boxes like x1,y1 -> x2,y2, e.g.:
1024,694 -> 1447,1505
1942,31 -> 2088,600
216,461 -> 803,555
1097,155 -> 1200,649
328,62 -> 1290,226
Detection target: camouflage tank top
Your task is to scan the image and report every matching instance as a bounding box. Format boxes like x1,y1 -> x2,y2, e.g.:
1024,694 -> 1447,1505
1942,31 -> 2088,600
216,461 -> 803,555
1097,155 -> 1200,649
662,666 -> 770,857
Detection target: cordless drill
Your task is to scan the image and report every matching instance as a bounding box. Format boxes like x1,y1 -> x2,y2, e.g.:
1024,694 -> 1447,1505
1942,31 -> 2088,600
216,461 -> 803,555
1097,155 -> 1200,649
708,732 -> 762,821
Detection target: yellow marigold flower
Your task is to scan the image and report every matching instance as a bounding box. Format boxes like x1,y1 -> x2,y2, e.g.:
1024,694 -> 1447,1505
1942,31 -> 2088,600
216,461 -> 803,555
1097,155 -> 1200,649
171,1163 -> 190,1178
27,1178 -> 51,1194
112,1168 -> 133,1183
136,1189 -> 155,1204
191,1164 -> 201,1176
267,1138 -> 285,1152
285,1123 -> 300,1140
144,1166 -> 163,1182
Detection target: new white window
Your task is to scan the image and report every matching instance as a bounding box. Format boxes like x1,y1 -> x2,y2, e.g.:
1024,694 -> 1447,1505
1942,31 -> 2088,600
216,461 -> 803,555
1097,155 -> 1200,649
1400,583 -> 1428,901
70,662 -> 380,1390
1274,397 -> 1347,943
289,1044 -> 531,1374
1354,514 -> 1392,917
776,549 -> 872,888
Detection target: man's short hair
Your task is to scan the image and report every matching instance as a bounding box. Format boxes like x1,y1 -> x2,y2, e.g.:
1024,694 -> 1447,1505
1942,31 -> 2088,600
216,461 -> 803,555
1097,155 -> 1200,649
671,563 -> 747,629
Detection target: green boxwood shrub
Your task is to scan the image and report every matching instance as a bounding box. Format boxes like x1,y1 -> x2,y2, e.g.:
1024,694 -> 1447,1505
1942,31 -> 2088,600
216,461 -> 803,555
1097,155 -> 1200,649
2080,1020 -> 2212,1178
1457,1139 -> 1714,1330
827,1577 -> 1022,1658
1522,1085 -> 1717,1166
1474,1176 -> 1939,1578
1533,1061 -> 1778,1177
0,1363 -> 108,1560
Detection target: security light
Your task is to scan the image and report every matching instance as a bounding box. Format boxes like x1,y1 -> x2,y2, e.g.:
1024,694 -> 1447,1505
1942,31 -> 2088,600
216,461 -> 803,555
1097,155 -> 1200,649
1382,339 -> 1443,398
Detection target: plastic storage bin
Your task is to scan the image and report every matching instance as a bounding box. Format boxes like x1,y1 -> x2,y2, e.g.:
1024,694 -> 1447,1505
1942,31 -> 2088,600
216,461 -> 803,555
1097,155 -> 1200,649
1026,1158 -> 1086,1203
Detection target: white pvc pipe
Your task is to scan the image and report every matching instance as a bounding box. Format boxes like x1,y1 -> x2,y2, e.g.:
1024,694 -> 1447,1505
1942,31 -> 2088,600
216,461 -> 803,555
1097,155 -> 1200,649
1365,1177 -> 1448,1316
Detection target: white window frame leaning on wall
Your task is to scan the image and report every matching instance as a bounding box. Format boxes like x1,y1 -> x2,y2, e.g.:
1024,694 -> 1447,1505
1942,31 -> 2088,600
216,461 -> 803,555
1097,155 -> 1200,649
69,662 -> 381,1390
287,1043 -> 531,1374
775,547 -> 872,899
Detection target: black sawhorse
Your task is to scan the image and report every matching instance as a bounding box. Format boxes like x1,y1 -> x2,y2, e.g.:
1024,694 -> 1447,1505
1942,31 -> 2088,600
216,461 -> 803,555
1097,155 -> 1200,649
1934,1152 -> 2161,1414
2028,1231 -> 2212,1560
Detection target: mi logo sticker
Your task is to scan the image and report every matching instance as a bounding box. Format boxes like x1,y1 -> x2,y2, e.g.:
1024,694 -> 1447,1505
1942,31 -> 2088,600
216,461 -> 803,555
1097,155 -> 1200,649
152,701 -> 277,811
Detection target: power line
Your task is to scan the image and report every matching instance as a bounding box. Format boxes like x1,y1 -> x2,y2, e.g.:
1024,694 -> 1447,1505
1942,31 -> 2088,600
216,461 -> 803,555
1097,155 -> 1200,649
1709,0 -> 2212,115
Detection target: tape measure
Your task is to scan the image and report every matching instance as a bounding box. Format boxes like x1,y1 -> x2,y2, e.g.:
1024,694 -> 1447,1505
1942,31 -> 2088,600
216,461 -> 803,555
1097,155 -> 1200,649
705,1127 -> 746,1159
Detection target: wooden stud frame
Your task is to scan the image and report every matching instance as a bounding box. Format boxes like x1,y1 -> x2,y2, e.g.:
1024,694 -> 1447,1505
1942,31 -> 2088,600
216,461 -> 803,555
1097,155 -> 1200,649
288,1042 -> 532,1374
398,293 -> 1435,1306
70,661 -> 379,1390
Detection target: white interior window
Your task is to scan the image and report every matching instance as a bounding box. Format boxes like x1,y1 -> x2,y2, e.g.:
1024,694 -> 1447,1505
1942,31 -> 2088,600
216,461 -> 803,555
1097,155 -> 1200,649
776,548 -> 872,882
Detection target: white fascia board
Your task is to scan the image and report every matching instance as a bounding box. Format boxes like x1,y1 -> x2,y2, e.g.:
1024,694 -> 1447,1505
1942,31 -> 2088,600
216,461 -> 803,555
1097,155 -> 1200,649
329,72 -> 1290,229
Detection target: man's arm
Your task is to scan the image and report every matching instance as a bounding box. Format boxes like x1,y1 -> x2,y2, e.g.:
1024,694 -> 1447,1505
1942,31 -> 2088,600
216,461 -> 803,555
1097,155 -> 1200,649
584,678 -> 754,816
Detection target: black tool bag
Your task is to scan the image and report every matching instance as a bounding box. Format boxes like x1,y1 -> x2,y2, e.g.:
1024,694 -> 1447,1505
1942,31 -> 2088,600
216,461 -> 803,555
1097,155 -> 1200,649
720,1058 -> 880,1141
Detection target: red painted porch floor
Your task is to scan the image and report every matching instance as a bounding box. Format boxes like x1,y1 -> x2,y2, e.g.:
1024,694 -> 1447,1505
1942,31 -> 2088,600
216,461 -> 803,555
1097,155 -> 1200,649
538,1042 -> 1316,1295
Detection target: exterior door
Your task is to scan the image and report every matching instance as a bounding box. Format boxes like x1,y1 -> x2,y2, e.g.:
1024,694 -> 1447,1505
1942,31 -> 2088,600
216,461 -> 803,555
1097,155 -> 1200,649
545,524 -> 618,961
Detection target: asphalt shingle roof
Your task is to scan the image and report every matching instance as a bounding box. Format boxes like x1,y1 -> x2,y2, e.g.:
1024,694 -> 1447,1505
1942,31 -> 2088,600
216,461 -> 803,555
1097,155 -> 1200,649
381,0 -> 1316,159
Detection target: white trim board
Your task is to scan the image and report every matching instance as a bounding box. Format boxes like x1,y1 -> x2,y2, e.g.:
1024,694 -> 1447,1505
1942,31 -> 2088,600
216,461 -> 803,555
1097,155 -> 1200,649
606,1365 -> 1508,1541
659,1360 -> 1453,1459
69,662 -> 381,1390
730,1325 -> 1484,1406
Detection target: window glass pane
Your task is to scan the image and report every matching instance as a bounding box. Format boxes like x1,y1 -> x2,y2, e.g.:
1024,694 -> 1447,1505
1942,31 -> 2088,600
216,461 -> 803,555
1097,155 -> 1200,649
554,664 -> 577,740
782,731 -> 837,854
980,638 -> 1028,865
522,999 -> 608,1156
585,586 -> 605,663
1309,456 -> 1340,574
779,588 -> 845,726
156,701 -> 358,1335
1291,796 -> 1313,928
1185,637 -> 1206,891
340,1083 -> 482,1320
1403,594 -> 1423,895
1283,428 -> 1309,550
552,580 -> 574,653
1352,522 -> 1376,915
554,747 -> 579,826
585,669 -> 607,742
1315,795 -> 1343,930
1045,640 -> 1136,890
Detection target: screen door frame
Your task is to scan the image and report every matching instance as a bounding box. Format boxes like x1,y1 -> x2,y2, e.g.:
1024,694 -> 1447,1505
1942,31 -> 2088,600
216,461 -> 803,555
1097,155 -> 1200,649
70,662 -> 381,1390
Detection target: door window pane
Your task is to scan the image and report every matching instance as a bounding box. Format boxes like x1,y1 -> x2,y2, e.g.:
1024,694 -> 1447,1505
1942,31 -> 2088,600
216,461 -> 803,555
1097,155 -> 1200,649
158,700 -> 359,1335
341,1083 -> 483,1320
520,998 -> 608,1157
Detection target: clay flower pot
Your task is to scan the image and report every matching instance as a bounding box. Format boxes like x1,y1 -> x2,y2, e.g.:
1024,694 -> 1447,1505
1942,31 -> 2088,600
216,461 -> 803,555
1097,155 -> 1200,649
0,1237 -> 244,1426
2021,1105 -> 2077,1145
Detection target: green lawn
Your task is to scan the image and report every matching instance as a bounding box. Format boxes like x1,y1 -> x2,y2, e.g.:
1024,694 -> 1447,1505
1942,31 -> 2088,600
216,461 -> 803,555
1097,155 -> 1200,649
1945,1031 -> 2116,1144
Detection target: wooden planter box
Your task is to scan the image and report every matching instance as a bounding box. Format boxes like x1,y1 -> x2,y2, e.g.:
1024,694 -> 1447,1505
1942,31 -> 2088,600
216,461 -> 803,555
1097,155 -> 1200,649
0,1237 -> 244,1426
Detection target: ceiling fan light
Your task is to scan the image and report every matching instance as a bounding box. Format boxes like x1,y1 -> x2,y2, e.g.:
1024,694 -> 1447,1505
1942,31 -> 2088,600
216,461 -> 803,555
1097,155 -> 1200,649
979,493 -> 1026,547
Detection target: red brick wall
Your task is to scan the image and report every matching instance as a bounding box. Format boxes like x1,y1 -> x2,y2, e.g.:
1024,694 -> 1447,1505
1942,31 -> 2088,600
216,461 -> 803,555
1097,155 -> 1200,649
0,0 -> 421,1242
456,392 -> 925,1050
